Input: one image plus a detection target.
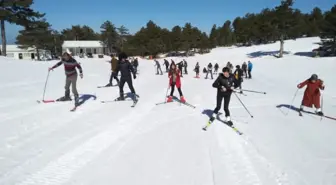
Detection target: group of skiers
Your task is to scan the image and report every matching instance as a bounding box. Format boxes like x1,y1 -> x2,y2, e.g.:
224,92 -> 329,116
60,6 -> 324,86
154,59 -> 188,76
48,51 -> 326,125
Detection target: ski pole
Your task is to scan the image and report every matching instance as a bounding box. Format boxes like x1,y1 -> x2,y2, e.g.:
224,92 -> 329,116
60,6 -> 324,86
320,91 -> 324,121
286,88 -> 299,115
164,83 -> 170,102
42,71 -> 51,100
233,92 -> 254,118
240,89 -> 266,94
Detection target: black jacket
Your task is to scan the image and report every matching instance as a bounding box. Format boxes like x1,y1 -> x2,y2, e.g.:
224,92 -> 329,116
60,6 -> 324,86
212,73 -> 235,96
242,63 -> 247,70
116,60 -> 135,79
234,68 -> 244,81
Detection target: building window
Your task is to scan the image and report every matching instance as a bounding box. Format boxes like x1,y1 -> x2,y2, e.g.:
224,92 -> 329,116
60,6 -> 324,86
93,48 -> 97,54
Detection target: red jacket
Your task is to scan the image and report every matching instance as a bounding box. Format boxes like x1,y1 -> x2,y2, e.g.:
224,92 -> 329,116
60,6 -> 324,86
169,69 -> 181,88
297,79 -> 324,108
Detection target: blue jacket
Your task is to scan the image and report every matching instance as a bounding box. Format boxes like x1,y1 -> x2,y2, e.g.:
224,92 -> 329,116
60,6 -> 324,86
248,62 -> 253,71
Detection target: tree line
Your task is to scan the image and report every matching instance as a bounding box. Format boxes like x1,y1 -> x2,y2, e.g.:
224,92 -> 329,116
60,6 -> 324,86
1,0 -> 335,59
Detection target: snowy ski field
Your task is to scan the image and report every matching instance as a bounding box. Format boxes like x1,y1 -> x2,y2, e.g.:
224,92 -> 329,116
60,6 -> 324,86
0,37 -> 335,185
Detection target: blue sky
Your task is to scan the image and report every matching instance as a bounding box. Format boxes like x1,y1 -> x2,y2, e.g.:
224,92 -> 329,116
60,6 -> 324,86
2,0 -> 335,44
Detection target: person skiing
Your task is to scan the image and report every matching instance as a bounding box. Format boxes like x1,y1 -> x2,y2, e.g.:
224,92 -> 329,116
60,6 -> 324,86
154,59 -> 163,75
214,63 -> 219,74
106,54 -> 120,86
297,74 -> 325,115
247,61 -> 253,79
163,59 -> 169,72
208,67 -> 235,126
133,58 -> 139,74
48,52 -> 83,105
242,62 -> 247,78
167,63 -> 186,103
183,59 -> 188,74
205,63 -> 213,79
194,62 -> 200,78
115,52 -> 137,101
233,65 -> 243,93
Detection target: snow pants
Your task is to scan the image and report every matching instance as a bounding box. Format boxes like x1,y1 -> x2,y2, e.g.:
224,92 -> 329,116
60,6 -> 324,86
213,93 -> 231,117
206,70 -> 213,79
65,74 -> 78,98
157,66 -> 163,75
119,77 -> 136,97
170,82 -> 183,97
109,71 -> 120,85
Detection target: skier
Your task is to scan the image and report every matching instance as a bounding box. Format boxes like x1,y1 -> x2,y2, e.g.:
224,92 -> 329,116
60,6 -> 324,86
205,63 -> 213,79
194,62 -> 200,78
107,54 -> 120,86
233,65 -> 243,93
163,59 -> 169,72
183,59 -> 188,74
115,52 -> 137,101
167,62 -> 186,103
247,61 -> 253,79
177,61 -> 184,77
48,52 -> 83,105
297,74 -> 325,115
242,62 -> 247,78
214,63 -> 219,74
209,67 -> 235,126
154,59 -> 163,75
226,62 -> 233,73
133,58 -> 139,74
203,67 -> 207,73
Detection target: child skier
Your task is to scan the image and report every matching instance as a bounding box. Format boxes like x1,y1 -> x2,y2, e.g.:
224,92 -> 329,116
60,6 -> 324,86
205,63 -> 213,79
209,67 -> 236,126
106,54 -> 120,86
214,63 -> 219,74
242,62 -> 247,78
154,59 -> 163,75
167,63 -> 186,103
49,52 -> 83,105
297,74 -> 325,115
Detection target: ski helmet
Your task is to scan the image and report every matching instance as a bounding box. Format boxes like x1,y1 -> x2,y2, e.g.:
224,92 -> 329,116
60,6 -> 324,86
310,74 -> 318,81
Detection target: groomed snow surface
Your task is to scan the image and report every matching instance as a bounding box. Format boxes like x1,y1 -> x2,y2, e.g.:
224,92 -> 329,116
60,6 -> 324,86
0,37 -> 335,185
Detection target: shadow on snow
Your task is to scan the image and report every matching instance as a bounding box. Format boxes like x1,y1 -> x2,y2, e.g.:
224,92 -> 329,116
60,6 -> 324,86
77,94 -> 97,106
247,50 -> 290,58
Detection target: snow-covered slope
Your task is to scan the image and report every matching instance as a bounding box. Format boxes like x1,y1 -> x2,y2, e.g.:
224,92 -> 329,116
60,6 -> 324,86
0,37 -> 335,185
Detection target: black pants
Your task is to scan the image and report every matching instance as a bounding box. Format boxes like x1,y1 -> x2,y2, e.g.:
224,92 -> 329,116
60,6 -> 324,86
213,94 -> 231,117
119,77 -> 136,97
109,71 -> 119,84
165,65 -> 169,72
178,67 -> 183,77
170,82 -> 183,97
184,67 -> 188,74
234,79 -> 242,90
205,70 -> 213,79
248,70 -> 252,78
157,66 -> 162,74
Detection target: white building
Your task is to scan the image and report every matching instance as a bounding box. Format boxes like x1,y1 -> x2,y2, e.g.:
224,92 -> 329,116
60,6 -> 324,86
1,45 -> 51,60
62,40 -> 107,57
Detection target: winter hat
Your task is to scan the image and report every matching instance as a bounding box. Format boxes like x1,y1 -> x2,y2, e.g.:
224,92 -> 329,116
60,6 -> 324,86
236,65 -> 240,68
118,52 -> 128,60
310,74 -> 318,81
222,67 -> 230,73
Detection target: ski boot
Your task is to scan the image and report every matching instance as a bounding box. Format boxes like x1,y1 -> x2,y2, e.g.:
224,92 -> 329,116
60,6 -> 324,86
226,116 -> 233,127
56,95 -> 72,101
180,96 -> 186,103
74,95 -> 79,106
167,96 -> 173,103
316,108 -> 324,116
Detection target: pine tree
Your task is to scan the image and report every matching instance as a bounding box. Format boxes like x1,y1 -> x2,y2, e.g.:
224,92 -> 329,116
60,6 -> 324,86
100,21 -> 119,54
320,5 -> 336,56
16,19 -> 53,60
0,0 -> 44,56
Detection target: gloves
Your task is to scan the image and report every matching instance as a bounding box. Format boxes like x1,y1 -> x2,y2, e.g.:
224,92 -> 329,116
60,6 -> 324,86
133,74 -> 136,79
48,67 -> 53,71
80,73 -> 83,78
320,79 -> 324,85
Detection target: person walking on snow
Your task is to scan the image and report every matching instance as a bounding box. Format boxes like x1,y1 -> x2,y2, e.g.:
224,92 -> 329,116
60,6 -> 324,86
115,52 -> 137,101
194,62 -> 200,78
214,63 -> 219,74
233,65 -> 244,93
133,58 -> 139,74
49,52 -> 83,105
167,63 -> 186,103
106,54 -> 120,86
154,59 -> 163,75
177,61 -> 184,77
183,59 -> 188,74
163,59 -> 169,72
209,67 -> 236,126
205,63 -> 213,79
242,62 -> 247,78
297,74 -> 325,116
247,61 -> 253,79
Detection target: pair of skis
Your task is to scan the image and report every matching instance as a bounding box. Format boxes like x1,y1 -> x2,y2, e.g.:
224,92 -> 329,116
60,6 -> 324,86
298,109 -> 336,121
155,99 -> 196,109
37,99 -> 80,112
101,94 -> 139,108
202,114 -> 243,135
